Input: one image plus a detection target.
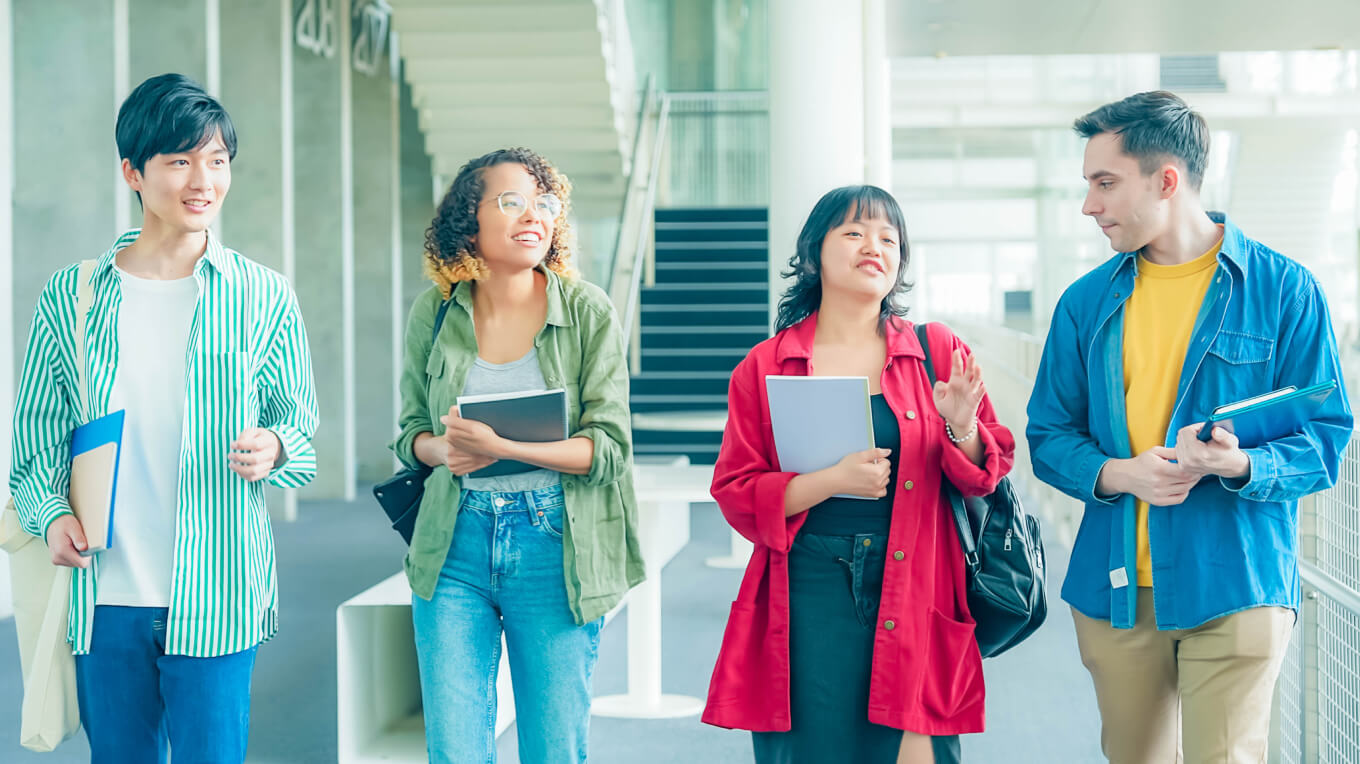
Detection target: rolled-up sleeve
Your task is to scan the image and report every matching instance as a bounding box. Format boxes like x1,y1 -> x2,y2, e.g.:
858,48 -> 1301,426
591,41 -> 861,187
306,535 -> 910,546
9,292 -> 77,539
571,304 -> 633,487
390,292 -> 441,470
710,357 -> 799,552
260,288 -> 320,489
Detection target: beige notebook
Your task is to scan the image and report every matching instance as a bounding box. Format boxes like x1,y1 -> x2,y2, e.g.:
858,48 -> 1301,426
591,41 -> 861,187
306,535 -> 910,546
68,409 -> 124,555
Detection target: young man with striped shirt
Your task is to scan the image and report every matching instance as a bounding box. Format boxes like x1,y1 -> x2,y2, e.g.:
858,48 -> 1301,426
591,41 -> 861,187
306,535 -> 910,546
8,73 -> 318,762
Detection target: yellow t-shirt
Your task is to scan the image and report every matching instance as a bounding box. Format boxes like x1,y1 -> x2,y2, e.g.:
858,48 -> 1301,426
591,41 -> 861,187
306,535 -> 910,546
1122,231 -> 1223,587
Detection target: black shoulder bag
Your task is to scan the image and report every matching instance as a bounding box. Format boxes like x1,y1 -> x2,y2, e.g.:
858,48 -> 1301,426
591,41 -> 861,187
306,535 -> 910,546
916,322 -> 1048,658
373,298 -> 454,544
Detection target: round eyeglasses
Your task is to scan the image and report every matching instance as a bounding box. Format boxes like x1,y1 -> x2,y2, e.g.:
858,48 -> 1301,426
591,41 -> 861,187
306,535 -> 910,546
482,190 -> 562,220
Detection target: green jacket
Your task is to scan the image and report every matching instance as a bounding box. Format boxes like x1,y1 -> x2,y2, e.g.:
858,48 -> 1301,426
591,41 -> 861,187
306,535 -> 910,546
392,268 -> 644,624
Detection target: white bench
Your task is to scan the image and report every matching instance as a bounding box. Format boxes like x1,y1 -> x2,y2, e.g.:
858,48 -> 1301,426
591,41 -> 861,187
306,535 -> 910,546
335,462 -> 709,761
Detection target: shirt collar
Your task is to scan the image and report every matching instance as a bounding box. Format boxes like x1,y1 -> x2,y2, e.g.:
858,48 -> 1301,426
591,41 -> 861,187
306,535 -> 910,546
1108,211 -> 1247,282
93,228 -> 236,284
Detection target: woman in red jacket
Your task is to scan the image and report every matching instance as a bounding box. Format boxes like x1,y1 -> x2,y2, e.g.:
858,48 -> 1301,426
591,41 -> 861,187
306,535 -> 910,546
701,185 -> 1015,763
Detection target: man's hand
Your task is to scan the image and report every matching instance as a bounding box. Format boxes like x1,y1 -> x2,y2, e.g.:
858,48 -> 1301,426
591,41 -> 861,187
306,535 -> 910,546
46,514 -> 91,568
1174,423 -> 1251,480
1099,446 -> 1202,506
229,428 -> 283,482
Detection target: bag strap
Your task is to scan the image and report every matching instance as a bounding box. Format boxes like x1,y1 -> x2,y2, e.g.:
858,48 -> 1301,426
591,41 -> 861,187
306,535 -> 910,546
914,322 -> 980,570
432,298 -> 453,346
72,260 -> 97,423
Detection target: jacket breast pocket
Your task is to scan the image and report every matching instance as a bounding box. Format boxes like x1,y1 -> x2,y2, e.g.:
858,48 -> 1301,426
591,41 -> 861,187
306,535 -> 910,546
1197,331 -> 1276,417
1207,331 -> 1274,366
425,348 -> 451,426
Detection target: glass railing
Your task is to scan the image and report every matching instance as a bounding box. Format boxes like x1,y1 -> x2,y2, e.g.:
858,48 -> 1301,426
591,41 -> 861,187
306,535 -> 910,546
659,91 -> 769,207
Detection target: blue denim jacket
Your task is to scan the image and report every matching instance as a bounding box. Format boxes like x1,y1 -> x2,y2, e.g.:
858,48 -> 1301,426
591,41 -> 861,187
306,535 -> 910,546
1026,213 -> 1353,630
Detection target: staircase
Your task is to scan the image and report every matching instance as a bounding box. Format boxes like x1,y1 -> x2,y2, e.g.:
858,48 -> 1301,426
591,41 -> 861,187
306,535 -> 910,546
388,0 -> 636,220
629,207 -> 770,465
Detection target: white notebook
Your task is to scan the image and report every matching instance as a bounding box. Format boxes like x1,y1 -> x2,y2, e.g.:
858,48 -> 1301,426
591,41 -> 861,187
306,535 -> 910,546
765,375 -> 876,500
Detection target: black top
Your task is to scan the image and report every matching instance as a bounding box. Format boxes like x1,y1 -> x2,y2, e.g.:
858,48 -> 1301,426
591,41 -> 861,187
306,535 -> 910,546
799,394 -> 901,536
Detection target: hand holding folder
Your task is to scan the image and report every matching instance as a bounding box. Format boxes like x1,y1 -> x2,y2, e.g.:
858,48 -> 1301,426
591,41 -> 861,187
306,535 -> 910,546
1195,380 -> 1337,449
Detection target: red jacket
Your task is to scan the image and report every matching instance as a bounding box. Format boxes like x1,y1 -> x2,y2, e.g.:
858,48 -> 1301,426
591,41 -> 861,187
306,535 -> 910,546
701,315 -> 1016,736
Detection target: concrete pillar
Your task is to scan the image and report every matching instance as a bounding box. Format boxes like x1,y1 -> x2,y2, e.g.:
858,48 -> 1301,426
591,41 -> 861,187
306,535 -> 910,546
292,0 -> 354,500
12,0 -> 118,360
1,0 -> 14,620
399,75 -> 435,311
220,0 -> 296,518
862,0 -> 892,191
352,15 -> 398,483
768,0 -> 865,324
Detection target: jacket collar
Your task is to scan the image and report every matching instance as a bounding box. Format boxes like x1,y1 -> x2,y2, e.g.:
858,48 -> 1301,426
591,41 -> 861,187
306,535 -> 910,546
1109,211 -> 1248,282
450,265 -> 573,328
774,312 -> 926,364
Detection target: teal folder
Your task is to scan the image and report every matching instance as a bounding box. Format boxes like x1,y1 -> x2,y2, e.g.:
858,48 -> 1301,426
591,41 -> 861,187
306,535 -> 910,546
1196,380 -> 1337,448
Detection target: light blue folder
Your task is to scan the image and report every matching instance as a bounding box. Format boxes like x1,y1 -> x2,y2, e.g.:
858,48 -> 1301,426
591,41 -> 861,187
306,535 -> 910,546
765,375 -> 876,500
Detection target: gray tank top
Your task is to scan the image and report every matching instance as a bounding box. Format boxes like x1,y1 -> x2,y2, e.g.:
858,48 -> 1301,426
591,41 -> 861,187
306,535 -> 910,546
457,347 -> 563,493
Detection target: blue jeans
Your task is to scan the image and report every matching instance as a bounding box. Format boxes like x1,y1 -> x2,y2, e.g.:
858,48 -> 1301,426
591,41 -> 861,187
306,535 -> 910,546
74,605 -> 257,764
412,484 -> 603,764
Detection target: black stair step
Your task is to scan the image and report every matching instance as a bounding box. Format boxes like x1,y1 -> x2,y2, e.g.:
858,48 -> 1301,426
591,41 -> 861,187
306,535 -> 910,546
653,247 -> 769,266
640,349 -> 748,373
632,444 -> 719,466
654,225 -> 768,244
641,304 -> 766,327
643,283 -> 767,305
653,263 -> 766,284
641,333 -> 765,351
654,207 -> 767,224
630,394 -> 730,410
631,375 -> 730,397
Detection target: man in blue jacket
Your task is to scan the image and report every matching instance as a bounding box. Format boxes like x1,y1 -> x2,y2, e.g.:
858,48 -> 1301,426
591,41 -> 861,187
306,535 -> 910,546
1027,91 -> 1352,763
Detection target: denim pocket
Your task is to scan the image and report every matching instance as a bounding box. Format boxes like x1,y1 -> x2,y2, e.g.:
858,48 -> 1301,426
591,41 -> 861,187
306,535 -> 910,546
533,501 -> 566,539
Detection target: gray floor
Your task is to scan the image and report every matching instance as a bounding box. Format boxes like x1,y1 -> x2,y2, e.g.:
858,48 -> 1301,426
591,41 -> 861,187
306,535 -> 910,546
1,494 -> 1101,763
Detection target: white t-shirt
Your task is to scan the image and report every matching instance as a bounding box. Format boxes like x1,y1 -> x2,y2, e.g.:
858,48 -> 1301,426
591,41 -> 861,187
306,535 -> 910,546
95,266 -> 199,607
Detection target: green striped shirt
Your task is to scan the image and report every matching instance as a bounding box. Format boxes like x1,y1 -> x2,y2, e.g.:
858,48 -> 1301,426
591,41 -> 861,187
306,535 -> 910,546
8,230 -> 319,657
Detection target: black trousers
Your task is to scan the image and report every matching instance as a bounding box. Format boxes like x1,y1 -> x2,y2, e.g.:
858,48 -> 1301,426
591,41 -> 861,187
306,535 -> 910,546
751,531 -> 962,764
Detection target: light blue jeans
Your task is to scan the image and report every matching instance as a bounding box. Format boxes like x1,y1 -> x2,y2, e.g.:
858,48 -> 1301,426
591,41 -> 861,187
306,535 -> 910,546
412,483 -> 603,764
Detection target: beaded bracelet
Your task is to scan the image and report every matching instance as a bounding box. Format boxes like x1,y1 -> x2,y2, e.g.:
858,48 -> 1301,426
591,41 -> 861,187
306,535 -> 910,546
945,417 -> 978,444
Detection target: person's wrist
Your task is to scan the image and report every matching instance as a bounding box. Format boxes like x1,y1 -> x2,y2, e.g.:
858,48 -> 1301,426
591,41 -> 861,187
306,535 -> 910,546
1221,450 -> 1251,480
945,416 -> 978,444
947,416 -> 974,435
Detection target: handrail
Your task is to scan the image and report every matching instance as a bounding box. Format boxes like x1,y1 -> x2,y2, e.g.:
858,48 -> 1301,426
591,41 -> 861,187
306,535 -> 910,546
607,75 -> 656,288
1301,559 -> 1360,616
621,96 -> 670,341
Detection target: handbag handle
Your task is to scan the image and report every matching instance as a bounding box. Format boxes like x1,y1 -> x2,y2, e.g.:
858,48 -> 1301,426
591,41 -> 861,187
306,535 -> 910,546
914,322 -> 980,570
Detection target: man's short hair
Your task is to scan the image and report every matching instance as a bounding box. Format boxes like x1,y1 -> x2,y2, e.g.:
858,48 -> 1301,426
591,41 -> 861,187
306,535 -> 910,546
116,73 -> 237,173
1074,90 -> 1209,191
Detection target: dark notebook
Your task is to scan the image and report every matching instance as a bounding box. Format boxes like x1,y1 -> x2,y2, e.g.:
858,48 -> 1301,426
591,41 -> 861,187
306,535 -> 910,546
455,389 -> 569,478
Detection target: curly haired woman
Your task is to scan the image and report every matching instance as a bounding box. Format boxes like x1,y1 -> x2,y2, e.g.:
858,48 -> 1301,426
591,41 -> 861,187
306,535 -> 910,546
390,147 -> 643,764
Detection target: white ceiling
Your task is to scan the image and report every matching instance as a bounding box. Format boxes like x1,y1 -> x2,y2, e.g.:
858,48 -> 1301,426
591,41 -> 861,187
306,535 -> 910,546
886,0 -> 1360,58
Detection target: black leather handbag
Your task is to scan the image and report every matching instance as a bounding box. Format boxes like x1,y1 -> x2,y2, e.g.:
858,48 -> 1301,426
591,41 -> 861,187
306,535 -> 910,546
373,298 -> 453,544
916,323 -> 1048,658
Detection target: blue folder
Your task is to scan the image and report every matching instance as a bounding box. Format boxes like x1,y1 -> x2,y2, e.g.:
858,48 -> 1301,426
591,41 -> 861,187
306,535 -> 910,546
69,409 -> 125,555
1197,380 -> 1337,448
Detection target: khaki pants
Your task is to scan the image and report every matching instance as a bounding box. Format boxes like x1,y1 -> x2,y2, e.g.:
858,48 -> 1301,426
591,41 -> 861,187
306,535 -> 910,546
1072,590 -> 1294,764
